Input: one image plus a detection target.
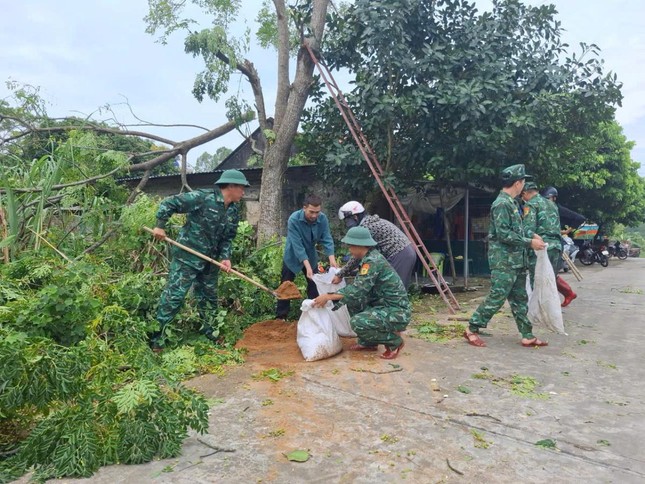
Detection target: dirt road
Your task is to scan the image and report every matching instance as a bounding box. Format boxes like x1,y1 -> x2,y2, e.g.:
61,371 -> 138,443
55,258 -> 645,483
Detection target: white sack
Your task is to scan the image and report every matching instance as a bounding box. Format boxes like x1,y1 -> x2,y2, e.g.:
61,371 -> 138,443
527,248 -> 567,335
296,299 -> 343,361
312,268 -> 356,337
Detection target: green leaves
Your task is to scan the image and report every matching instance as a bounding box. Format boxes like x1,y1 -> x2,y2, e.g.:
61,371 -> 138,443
112,380 -> 160,415
535,438 -> 557,450
285,449 -> 310,462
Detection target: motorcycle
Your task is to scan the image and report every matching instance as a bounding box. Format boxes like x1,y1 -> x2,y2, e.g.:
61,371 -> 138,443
607,241 -> 628,260
578,241 -> 609,267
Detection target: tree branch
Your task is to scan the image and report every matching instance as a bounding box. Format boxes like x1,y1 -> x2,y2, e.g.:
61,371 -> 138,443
0,114 -> 177,146
214,52 -> 269,131
273,0 -> 290,131
3,166 -> 125,194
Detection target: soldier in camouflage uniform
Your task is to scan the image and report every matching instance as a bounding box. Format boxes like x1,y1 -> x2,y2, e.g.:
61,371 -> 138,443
522,184 -> 577,306
464,164 -> 548,348
313,227 -> 410,360
522,182 -> 563,279
150,169 -> 250,348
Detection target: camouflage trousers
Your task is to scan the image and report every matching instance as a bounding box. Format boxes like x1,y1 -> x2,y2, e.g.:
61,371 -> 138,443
528,247 -> 562,287
154,258 -> 220,343
469,267 -> 533,339
346,301 -> 410,350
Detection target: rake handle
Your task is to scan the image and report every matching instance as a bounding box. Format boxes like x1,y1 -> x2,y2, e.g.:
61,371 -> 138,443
143,226 -> 277,297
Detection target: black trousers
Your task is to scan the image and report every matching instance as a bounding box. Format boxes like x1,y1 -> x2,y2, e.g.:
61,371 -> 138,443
275,263 -> 319,319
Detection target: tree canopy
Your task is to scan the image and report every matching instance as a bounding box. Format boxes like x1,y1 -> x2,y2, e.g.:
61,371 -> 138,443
145,0 -> 331,243
302,0 -> 627,201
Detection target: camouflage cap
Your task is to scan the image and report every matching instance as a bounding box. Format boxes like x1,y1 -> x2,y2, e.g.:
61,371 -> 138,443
523,181 -> 538,191
500,164 -> 532,183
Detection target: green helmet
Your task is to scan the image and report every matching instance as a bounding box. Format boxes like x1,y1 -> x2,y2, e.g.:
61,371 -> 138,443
341,227 -> 377,247
214,169 -> 250,186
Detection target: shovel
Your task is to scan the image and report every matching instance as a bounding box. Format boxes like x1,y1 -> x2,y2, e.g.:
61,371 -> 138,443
143,226 -> 302,300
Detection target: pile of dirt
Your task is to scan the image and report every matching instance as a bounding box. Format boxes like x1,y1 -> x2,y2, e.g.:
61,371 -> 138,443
235,319 -> 364,367
274,281 -> 302,300
236,319 -> 304,366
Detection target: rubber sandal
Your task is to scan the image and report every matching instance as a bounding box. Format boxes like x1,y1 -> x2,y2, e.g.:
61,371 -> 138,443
463,331 -> 486,347
380,340 -> 405,360
349,343 -> 378,351
521,338 -> 548,347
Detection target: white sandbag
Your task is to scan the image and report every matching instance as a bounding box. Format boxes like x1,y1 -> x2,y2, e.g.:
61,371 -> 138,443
312,268 -> 356,337
527,248 -> 567,335
297,299 -> 343,361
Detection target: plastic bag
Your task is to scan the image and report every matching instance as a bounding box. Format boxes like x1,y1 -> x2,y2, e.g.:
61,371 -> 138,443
296,299 -> 343,361
312,268 -> 356,337
527,249 -> 567,335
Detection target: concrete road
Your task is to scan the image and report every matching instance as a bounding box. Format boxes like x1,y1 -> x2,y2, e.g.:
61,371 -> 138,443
51,258 -> 645,483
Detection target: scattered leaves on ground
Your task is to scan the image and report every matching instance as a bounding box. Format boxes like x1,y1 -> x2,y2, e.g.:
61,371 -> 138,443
471,369 -> 548,399
380,434 -> 399,444
252,368 -> 294,383
284,450 -> 310,462
470,429 -> 492,449
596,360 -> 617,369
411,320 -> 466,342
535,439 -> 557,450
457,385 -> 471,394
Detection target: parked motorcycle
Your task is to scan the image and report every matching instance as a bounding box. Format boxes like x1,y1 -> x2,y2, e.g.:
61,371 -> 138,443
578,241 -> 609,267
607,241 -> 628,260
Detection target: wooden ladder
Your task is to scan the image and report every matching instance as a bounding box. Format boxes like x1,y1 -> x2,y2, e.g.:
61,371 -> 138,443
306,45 -> 460,313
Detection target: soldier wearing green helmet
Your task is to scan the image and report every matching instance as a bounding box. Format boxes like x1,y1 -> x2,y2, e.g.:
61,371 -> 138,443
464,164 -> 549,348
150,169 -> 250,349
312,226 -> 411,360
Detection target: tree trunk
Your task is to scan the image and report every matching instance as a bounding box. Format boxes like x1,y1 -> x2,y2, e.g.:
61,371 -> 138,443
256,0 -> 330,245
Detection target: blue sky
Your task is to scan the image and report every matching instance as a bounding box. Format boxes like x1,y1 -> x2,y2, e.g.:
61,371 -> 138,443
1,1 -> 644,175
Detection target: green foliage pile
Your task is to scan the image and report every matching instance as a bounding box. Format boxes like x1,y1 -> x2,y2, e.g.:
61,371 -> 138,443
0,190 -> 286,481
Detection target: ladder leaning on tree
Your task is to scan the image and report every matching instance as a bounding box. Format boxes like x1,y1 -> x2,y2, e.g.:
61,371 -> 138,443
305,45 -> 460,314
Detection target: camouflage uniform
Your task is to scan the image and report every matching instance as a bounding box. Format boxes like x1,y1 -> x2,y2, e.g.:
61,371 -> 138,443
154,188 -> 240,343
337,249 -> 411,350
523,194 -> 562,284
469,191 -> 536,339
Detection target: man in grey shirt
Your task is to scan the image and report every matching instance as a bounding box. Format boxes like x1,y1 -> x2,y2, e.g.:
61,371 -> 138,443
334,201 -> 417,289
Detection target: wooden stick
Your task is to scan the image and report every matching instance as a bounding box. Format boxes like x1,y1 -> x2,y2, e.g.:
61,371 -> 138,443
143,226 -> 278,297
0,208 -> 8,264
28,228 -> 73,262
562,252 -> 583,281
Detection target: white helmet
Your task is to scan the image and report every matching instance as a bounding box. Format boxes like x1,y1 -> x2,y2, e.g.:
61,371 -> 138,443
338,201 -> 365,220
